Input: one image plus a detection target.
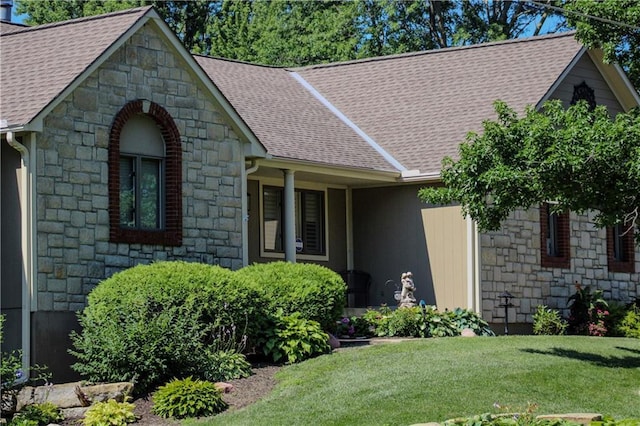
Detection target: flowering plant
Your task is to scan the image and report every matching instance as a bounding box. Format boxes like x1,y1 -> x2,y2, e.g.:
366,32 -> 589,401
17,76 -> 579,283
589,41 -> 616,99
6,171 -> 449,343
588,308 -> 609,337
335,316 -> 372,338
335,317 -> 356,337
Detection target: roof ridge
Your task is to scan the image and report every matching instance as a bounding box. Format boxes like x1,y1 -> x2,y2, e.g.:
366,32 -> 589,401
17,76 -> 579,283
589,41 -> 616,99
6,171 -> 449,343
0,5 -> 151,36
293,30 -> 578,71
194,54 -> 285,69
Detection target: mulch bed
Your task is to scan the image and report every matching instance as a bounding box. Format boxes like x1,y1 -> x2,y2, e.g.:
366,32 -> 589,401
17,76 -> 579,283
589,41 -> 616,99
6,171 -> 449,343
59,363 -> 282,425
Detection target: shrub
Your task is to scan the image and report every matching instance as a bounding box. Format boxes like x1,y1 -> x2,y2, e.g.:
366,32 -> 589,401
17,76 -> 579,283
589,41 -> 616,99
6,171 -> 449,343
384,307 -> 429,337
617,309 -> 640,338
82,399 -> 136,426
260,310 -> 330,364
532,305 -> 567,335
235,261 -> 346,331
152,377 -> 227,419
362,305 -> 393,337
362,305 -> 494,338
203,350 -> 252,382
9,403 -> 63,426
70,261 -> 269,394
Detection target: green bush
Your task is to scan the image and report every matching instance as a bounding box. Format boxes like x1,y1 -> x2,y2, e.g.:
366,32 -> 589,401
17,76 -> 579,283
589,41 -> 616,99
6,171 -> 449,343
70,261 -> 269,393
362,305 -> 494,338
82,399 -> 136,426
448,308 -> 495,336
260,310 -> 331,364
533,305 -> 568,335
235,261 -> 346,331
9,402 -> 63,426
617,309 -> 640,338
203,350 -> 252,382
152,377 -> 227,419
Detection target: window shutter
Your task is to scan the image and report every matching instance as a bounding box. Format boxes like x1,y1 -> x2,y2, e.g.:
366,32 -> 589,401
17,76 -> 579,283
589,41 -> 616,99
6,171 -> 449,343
303,192 -> 323,254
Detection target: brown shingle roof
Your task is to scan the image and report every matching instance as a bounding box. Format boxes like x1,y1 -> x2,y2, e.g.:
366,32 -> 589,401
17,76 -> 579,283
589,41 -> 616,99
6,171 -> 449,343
195,56 -> 399,171
293,32 -> 583,175
0,7 -> 151,128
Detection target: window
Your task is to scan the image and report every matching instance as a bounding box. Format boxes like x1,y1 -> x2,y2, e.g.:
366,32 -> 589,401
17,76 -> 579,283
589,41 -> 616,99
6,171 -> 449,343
109,100 -> 182,246
540,203 -> 570,268
263,186 -> 325,256
119,116 -> 164,230
607,223 -> 635,273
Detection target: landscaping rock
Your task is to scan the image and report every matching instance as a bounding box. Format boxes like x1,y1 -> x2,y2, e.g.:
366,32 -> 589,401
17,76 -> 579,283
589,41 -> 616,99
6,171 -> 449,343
16,382 -> 133,411
214,382 -> 234,393
461,328 -> 476,337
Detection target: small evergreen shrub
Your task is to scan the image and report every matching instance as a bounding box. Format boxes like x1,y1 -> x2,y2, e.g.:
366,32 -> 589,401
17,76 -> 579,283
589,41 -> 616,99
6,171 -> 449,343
82,399 -> 136,426
235,261 -> 346,331
9,402 -> 63,426
532,305 -> 568,335
617,309 -> 640,338
260,310 -> 330,364
70,261 -> 269,393
384,306 -> 429,337
152,377 -> 227,419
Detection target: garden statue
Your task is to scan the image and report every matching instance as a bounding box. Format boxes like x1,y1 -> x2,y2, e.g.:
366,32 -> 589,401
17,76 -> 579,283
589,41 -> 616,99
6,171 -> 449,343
398,271 -> 417,308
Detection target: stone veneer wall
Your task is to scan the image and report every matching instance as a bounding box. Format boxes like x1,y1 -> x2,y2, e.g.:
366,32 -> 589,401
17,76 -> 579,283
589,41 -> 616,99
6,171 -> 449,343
481,207 -> 639,324
35,24 -> 244,312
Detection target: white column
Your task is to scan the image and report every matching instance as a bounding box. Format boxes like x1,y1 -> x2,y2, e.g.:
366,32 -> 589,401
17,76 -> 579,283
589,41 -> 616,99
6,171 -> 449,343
283,169 -> 296,262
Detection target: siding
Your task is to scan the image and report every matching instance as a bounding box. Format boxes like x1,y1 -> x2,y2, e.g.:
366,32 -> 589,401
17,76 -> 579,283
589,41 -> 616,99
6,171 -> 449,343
549,54 -> 624,114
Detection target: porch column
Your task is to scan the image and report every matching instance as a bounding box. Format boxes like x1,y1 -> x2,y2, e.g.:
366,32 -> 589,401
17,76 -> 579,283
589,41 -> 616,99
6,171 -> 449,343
283,169 -> 296,262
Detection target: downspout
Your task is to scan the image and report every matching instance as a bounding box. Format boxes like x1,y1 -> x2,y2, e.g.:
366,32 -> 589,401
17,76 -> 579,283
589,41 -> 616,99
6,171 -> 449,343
5,131 -> 34,379
242,160 -> 259,266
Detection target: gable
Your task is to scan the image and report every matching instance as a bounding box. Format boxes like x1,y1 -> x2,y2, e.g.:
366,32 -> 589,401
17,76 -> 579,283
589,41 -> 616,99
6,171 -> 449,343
547,52 -> 625,114
0,7 -> 150,130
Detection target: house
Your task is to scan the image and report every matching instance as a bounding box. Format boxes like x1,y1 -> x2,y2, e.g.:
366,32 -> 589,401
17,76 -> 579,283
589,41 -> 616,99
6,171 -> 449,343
1,7 -> 638,380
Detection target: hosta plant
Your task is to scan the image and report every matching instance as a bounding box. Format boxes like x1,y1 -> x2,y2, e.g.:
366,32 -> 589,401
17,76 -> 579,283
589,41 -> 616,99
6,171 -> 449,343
82,399 -> 136,426
9,402 -> 63,426
152,377 -> 227,419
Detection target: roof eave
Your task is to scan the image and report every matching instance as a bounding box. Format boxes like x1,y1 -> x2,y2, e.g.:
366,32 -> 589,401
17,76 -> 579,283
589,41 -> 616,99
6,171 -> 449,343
587,49 -> 640,111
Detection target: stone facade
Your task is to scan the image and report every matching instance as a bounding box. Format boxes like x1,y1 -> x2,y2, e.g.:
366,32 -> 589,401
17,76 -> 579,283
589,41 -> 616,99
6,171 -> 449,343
481,207 -> 639,324
34,23 -> 244,312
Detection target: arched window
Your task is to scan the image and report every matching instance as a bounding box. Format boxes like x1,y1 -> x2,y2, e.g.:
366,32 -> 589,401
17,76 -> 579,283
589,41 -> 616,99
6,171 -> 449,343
109,100 -> 182,245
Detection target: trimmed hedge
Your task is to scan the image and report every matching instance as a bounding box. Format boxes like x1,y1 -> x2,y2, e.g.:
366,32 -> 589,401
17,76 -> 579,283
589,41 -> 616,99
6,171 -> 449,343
236,261 -> 346,331
70,261 -> 268,393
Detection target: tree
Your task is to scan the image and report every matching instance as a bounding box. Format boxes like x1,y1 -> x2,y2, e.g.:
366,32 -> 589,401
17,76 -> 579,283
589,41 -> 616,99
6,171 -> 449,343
15,0 -> 220,54
16,0 -> 560,66
563,0 -> 640,92
418,100 -> 640,242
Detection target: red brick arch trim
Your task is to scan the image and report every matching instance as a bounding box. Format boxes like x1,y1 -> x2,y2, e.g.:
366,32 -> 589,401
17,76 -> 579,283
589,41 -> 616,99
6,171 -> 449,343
108,100 -> 182,246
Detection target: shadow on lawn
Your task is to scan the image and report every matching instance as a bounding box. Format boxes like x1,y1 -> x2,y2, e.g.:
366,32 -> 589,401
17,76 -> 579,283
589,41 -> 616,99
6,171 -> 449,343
521,346 -> 640,369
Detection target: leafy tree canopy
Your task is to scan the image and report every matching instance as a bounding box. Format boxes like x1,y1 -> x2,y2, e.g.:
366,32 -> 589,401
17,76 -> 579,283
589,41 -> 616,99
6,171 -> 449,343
419,100 -> 640,241
564,0 -> 640,93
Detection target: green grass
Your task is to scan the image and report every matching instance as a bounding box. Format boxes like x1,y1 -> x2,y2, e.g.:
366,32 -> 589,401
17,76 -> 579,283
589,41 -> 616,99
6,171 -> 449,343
186,336 -> 640,426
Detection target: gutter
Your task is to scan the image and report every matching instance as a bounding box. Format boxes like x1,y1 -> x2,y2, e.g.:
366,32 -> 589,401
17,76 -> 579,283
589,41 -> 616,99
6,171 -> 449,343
4,131 -> 35,382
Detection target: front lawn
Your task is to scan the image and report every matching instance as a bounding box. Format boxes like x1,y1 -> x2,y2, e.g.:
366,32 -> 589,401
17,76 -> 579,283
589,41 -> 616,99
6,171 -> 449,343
192,335 -> 640,425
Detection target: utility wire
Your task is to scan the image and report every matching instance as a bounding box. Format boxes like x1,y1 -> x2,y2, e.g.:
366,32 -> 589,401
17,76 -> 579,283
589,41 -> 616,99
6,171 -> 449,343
529,1 -> 640,30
